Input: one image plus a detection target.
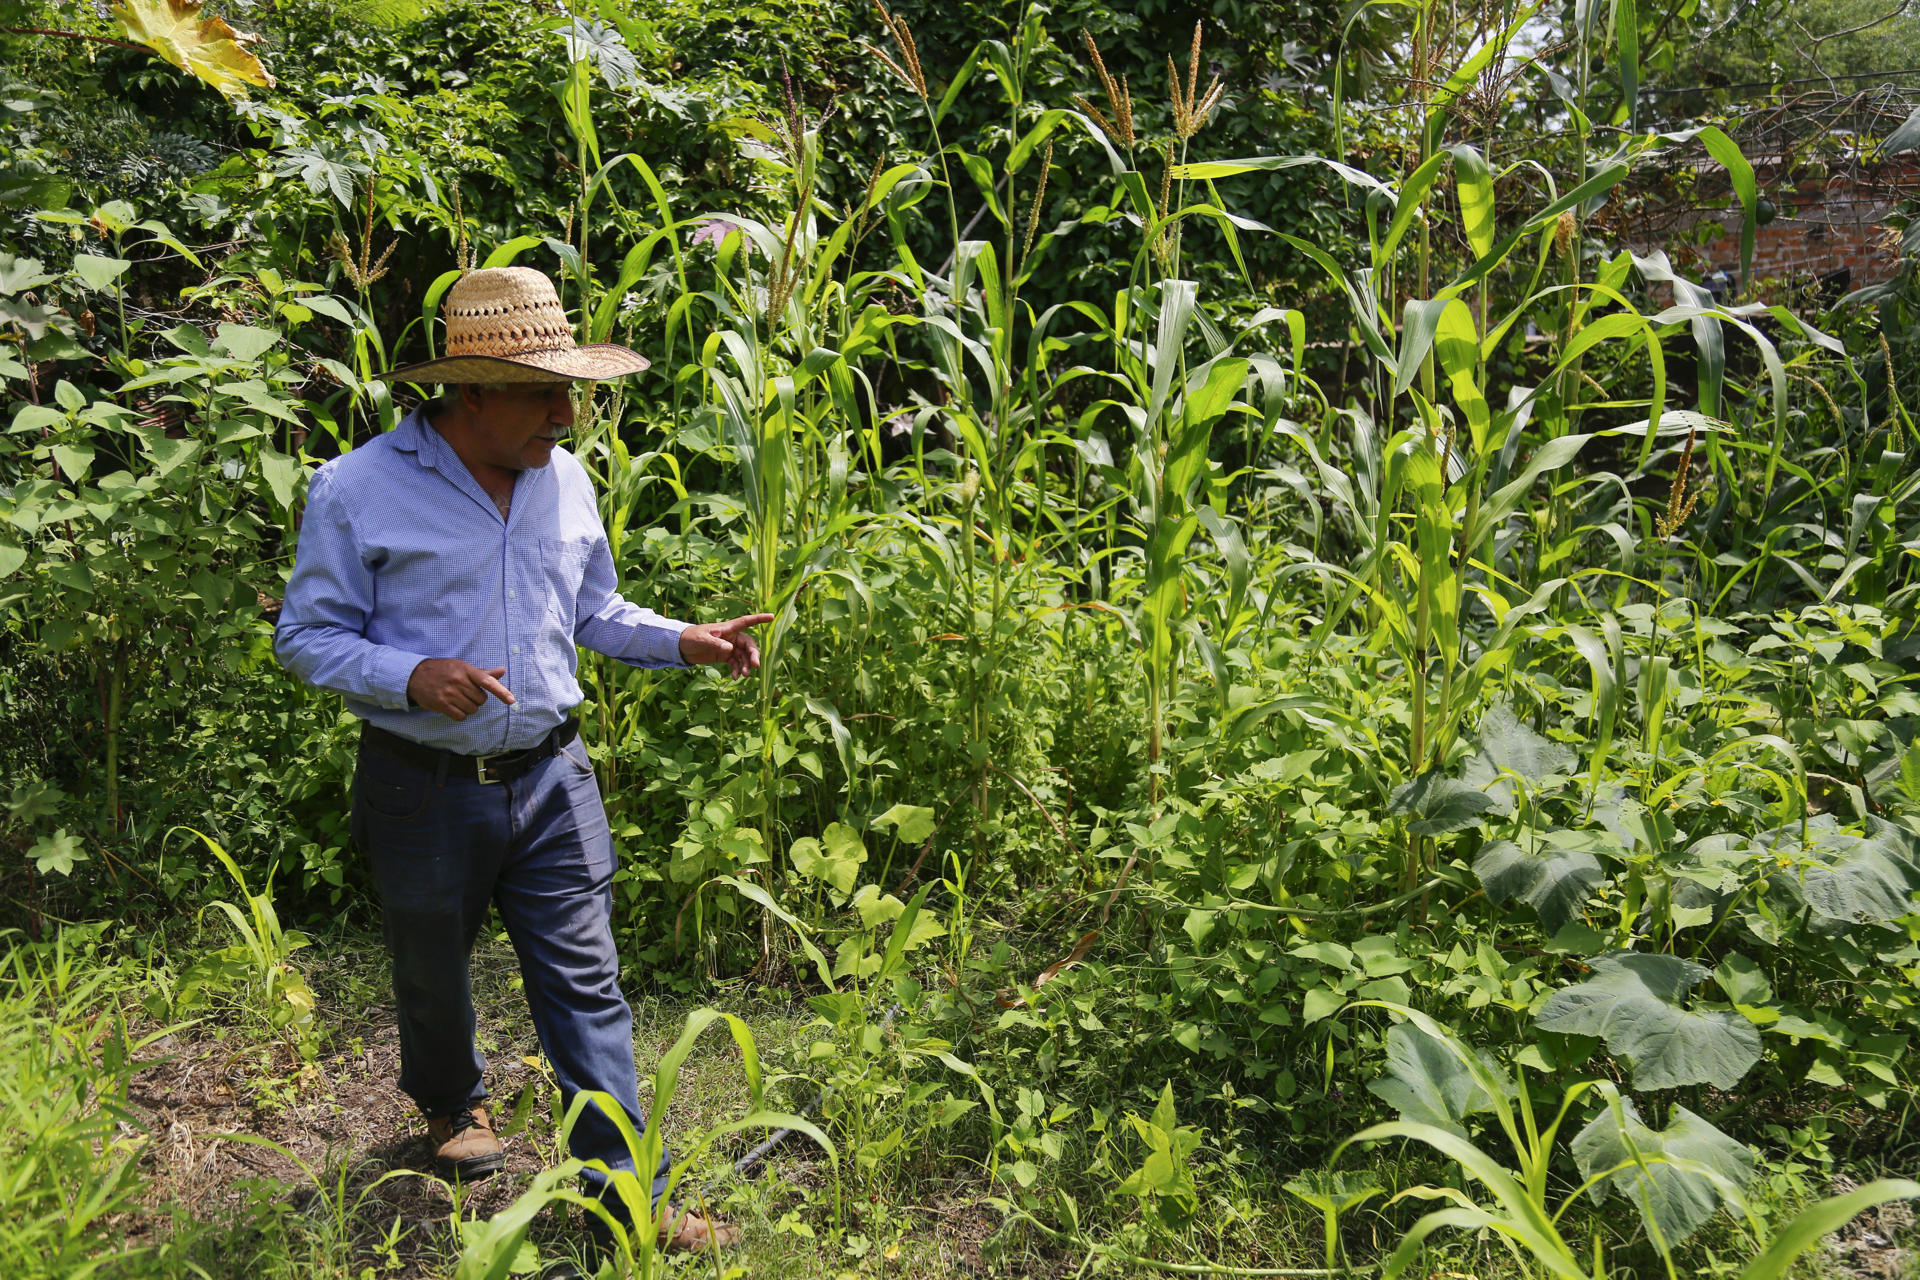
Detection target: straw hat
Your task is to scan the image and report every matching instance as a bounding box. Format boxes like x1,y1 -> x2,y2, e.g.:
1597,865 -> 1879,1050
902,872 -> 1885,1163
377,266 -> 649,384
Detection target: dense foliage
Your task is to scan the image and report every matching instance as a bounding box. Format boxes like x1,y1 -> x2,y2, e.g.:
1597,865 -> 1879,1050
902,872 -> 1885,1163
3,0 -> 1920,1277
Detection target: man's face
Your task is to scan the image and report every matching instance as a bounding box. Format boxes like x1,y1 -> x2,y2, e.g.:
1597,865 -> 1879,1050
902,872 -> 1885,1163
466,383 -> 578,471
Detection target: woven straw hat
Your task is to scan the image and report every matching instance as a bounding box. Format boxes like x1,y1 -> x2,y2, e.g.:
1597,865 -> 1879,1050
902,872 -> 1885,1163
377,266 -> 649,384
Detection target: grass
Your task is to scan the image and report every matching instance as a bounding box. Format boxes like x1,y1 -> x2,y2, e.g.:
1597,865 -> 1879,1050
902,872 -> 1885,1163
1,919 -> 1913,1279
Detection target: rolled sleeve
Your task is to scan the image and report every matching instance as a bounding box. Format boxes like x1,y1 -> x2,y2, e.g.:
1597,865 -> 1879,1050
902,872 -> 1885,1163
275,467 -> 436,708
570,531 -> 690,668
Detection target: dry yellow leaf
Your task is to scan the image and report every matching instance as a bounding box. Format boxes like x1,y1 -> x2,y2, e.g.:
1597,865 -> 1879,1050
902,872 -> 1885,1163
114,0 -> 274,101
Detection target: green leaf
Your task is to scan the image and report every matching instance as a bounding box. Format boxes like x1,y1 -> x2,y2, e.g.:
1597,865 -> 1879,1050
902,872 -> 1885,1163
1572,1100 -> 1755,1244
1462,702 -> 1577,811
222,378 -> 301,423
1535,952 -> 1761,1091
1900,740 -> 1920,805
49,443 -> 94,481
0,255 -> 56,294
1182,908 -> 1216,948
1473,839 -> 1603,936
790,821 -> 867,898
257,448 -> 301,510
1737,1180 -> 1920,1280
1449,144 -> 1495,259
1713,953 -> 1774,1011
871,803 -> 936,844
28,828 -> 86,876
1283,1169 -> 1384,1215
1366,1022 -> 1505,1137
1757,816 -> 1920,931
71,255 -> 132,292
213,323 -> 278,363
1696,127 -> 1757,289
1388,771 -> 1495,836
132,424 -> 200,477
1301,986 -> 1344,1024
0,542 -> 25,578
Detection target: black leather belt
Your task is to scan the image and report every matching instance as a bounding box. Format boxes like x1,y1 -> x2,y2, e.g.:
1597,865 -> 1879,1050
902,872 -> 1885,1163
360,717 -> 579,785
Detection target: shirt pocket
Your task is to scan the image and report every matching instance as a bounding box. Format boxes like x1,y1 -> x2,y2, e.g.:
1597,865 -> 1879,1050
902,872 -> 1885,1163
540,536 -> 596,633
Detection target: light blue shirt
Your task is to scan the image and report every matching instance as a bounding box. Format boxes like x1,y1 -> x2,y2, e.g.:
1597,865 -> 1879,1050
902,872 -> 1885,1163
274,407 -> 689,754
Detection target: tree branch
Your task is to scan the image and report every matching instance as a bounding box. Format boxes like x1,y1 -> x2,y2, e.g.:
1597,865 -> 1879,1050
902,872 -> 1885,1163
1,26 -> 148,54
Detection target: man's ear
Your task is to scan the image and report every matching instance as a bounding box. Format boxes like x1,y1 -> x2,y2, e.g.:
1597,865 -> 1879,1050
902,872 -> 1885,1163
459,383 -> 487,414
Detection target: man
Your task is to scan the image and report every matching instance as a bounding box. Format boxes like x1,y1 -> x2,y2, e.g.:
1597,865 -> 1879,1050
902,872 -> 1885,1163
275,266 -> 761,1252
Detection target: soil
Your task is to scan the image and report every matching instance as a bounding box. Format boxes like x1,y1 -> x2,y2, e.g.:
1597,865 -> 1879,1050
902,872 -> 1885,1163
122,1007 -> 555,1275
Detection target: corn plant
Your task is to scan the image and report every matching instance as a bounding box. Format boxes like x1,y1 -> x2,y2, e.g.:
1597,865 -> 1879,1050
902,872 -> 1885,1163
171,826 -> 317,1056
451,1008 -> 833,1280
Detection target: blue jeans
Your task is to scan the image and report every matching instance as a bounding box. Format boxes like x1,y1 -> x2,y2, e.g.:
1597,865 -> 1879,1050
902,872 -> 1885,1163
351,729 -> 671,1211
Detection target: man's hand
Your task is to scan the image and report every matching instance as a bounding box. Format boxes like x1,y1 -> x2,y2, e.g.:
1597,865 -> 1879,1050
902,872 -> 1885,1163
408,658 -> 516,720
677,613 -> 775,678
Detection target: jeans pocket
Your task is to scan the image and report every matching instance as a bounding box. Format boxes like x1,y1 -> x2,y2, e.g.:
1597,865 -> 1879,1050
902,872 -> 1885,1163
564,738 -> 595,777
357,776 -> 431,822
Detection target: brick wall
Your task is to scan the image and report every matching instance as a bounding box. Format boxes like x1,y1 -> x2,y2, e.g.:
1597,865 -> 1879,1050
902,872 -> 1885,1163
1690,165 -> 1912,295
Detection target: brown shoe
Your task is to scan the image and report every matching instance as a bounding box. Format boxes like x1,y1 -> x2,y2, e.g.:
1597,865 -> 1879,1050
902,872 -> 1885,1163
427,1106 -> 504,1181
656,1204 -> 741,1253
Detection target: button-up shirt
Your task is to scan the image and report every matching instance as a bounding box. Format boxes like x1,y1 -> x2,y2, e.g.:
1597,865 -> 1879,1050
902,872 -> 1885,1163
274,407 -> 689,754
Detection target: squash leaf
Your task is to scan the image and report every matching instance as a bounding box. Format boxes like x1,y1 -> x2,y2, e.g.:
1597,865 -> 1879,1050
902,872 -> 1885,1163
1388,771 -> 1495,836
1366,1021 -> 1507,1137
1473,838 -> 1604,935
1463,701 -> 1578,813
1535,951 -> 1761,1091
1758,816 -> 1920,933
1572,1099 -> 1755,1243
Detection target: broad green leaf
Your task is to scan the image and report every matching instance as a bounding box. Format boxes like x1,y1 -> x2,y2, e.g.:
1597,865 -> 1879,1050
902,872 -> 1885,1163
132,424 -> 201,478
1465,702 -> 1576,788
0,255 -> 55,294
1301,986 -> 1344,1024
1572,1100 -> 1754,1243
115,0 -> 275,100
1182,908 -> 1215,948
49,444 -> 94,482
1283,1169 -> 1383,1215
258,448 -> 300,510
71,255 -> 132,292
872,803 -> 936,844
848,884 -> 905,929
1388,771 -> 1495,836
1366,1022 -> 1505,1137
1473,839 -> 1603,936
29,828 -> 86,875
1756,816 -> 1920,931
1535,952 -> 1761,1091
214,323 -> 279,363
790,821 -> 866,898
222,379 -> 300,422
1713,953 -> 1773,1007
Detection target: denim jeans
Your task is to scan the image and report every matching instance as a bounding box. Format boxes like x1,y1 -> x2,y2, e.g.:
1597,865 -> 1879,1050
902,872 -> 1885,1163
350,728 -> 671,1210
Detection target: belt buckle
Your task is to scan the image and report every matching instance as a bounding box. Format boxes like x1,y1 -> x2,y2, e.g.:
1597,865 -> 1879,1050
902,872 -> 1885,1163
475,754 -> 502,785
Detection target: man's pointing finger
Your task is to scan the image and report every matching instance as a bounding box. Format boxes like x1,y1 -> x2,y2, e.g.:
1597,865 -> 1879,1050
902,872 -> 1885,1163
475,667 -> 516,705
